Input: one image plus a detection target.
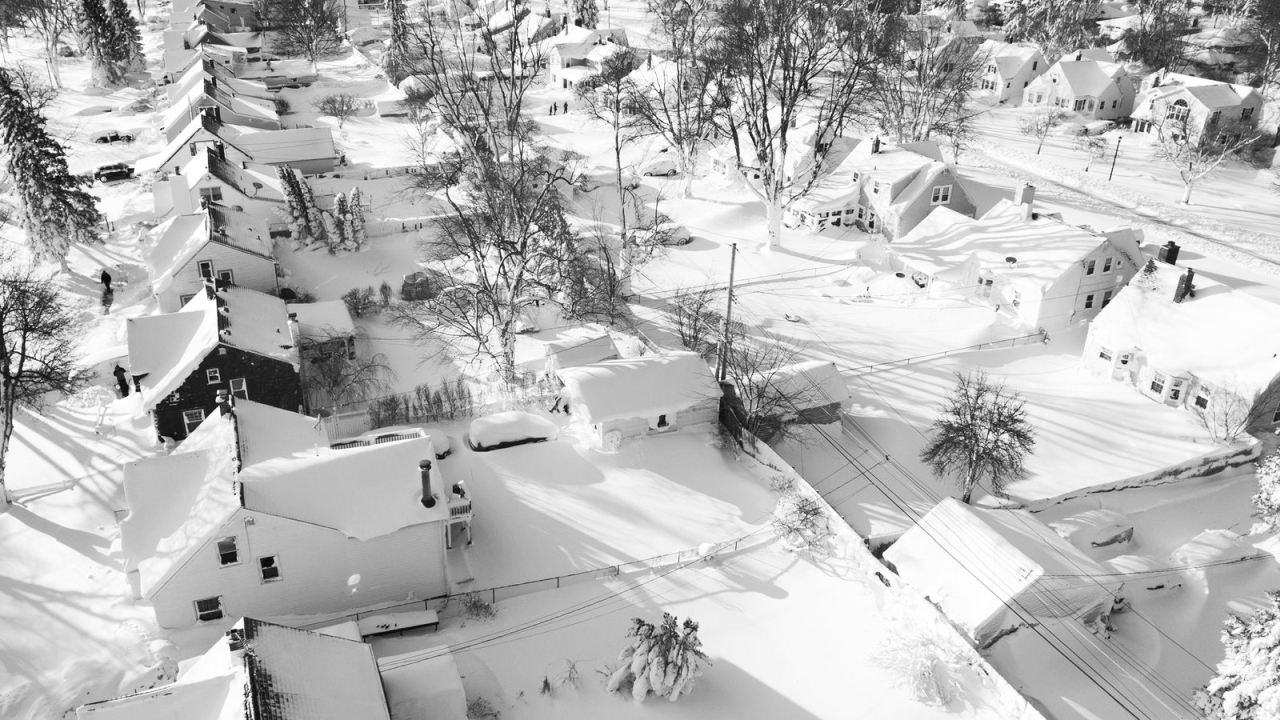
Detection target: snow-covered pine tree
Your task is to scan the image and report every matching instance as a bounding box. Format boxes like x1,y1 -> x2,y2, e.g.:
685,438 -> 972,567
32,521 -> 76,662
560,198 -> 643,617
276,165 -> 310,242
0,69 -> 101,268
349,186 -> 367,250
573,0 -> 599,28
606,614 -> 706,703
1253,452 -> 1280,534
322,202 -> 342,254
297,171 -> 326,242
80,0 -> 125,86
108,0 -> 146,73
1195,591 -> 1280,719
1134,258 -> 1161,293
382,0 -> 411,84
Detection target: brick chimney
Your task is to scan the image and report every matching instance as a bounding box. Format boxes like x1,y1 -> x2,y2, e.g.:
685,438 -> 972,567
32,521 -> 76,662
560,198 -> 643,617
170,170 -> 196,216
870,136 -> 881,154
1158,241 -> 1180,266
419,460 -> 437,508
1174,267 -> 1195,303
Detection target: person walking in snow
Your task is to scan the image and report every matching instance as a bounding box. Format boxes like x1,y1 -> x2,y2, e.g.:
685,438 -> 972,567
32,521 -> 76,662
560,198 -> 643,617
113,365 -> 131,398
562,101 -> 568,114
100,268 -> 112,289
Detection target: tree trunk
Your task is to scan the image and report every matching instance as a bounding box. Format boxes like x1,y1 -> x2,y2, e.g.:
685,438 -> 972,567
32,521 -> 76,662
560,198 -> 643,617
765,195 -> 782,250
45,38 -> 63,88
613,117 -> 626,236
0,391 -> 14,510
1181,182 -> 1193,204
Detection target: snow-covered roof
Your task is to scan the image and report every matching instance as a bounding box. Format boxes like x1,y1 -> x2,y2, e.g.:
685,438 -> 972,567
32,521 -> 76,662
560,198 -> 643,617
77,618 -> 390,720
142,208 -> 272,294
1049,57 -> 1127,98
127,287 -> 299,410
558,352 -> 721,425
228,399 -> 329,466
288,300 -> 356,342
379,646 -> 468,720
227,125 -> 338,165
885,498 -> 1121,640
241,436 -> 447,540
766,361 -> 850,411
1186,25 -> 1256,49
1089,278 -> 1280,394
515,324 -> 618,371
891,200 -> 1140,291
790,139 -> 945,215
980,40 -> 1042,78
162,80 -> 278,131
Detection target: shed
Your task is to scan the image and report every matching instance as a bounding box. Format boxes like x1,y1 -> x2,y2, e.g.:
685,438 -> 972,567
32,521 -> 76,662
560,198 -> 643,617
557,352 -> 721,449
765,360 -> 850,424
885,498 -> 1123,646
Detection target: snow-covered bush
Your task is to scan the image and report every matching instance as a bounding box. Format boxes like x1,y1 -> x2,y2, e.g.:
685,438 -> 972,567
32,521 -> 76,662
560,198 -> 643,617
342,286 -> 379,318
460,592 -> 496,621
773,486 -> 834,557
1134,258 -> 1162,293
1252,452 -> 1280,534
872,622 -> 976,706
606,614 -> 707,703
1195,590 -> 1280,719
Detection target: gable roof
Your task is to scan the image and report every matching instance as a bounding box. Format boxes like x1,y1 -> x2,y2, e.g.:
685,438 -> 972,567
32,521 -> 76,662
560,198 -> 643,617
979,40 -> 1042,78
1053,58 -> 1126,98
767,361 -> 850,410
141,207 -> 273,294
557,351 -> 721,425
791,140 -> 948,214
1089,279 -> 1280,394
240,436 -> 447,540
126,287 -> 299,410
228,125 -> 338,165
178,146 -> 286,204
181,399 -> 327,467
76,618 -> 391,720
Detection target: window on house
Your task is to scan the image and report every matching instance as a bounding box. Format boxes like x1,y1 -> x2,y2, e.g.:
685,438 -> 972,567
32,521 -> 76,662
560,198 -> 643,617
1119,353 -> 1132,366
931,185 -> 952,204
1032,60 -> 1038,71
230,378 -> 248,400
217,269 -> 234,285
1085,294 -> 1095,309
1103,256 -> 1114,273
1085,259 -> 1096,275
1272,407 -> 1280,423
1111,100 -> 1117,109
987,64 -> 998,73
1150,372 -> 1166,394
1103,290 -> 1114,307
217,537 -> 238,565
1099,347 -> 1112,361
1243,106 -> 1256,121
183,409 -> 206,434
197,260 -> 215,279
1209,110 -> 1222,125
1170,387 -> 1182,401
195,596 -> 224,622
649,414 -> 670,430
206,368 -> 221,384
199,186 -> 223,203
259,555 -> 281,582
1193,390 -> 1209,409
1074,98 -> 1087,112
871,182 -> 880,194
1166,99 -> 1190,123
180,293 -> 196,306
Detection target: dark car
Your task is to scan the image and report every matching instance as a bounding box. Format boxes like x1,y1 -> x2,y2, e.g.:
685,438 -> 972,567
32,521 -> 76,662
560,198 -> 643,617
91,130 -> 135,144
94,163 -> 135,183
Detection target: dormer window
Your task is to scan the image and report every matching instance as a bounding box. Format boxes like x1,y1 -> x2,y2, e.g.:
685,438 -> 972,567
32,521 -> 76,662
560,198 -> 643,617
1242,106 -> 1255,121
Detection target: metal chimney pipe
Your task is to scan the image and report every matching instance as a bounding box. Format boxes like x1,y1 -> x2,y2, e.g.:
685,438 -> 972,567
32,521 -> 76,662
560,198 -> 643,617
420,460 -> 437,508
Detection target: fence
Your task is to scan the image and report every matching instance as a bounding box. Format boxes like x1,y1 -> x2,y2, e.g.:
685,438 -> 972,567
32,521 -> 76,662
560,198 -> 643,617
842,329 -> 1048,375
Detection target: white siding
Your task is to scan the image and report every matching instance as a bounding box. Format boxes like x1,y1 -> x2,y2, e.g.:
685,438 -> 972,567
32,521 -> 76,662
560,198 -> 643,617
593,397 -> 720,446
150,509 -> 448,628
158,242 -> 278,312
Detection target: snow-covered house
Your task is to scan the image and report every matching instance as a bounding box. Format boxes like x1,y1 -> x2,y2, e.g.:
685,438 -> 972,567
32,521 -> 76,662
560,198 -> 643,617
119,401 -> 452,628
165,57 -> 275,105
152,146 -> 287,222
1082,244 -> 1280,429
126,285 -> 302,440
139,113 -> 338,176
556,352 -> 722,449
888,185 -> 1144,331
142,205 -> 278,312
977,40 -> 1046,105
885,498 -> 1123,647
1023,49 -> 1135,120
515,324 -> 619,377
75,618 -> 395,719
162,78 -> 280,141
763,361 -> 850,425
1130,70 -> 1262,142
544,26 -> 628,89
1183,25 -> 1256,69
785,139 -> 977,240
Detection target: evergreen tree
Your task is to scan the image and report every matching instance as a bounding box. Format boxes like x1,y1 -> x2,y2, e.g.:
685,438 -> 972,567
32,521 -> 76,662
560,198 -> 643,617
108,0 -> 146,73
0,69 -> 101,268
1196,591 -> 1280,719
573,0 -> 598,28
1253,452 -> 1280,534
382,0 -> 411,84
606,614 -> 707,703
349,187 -> 367,250
80,0 -> 125,86
276,166 -> 310,241
1003,0 -> 1099,60
1134,258 -> 1161,293
322,204 -> 341,253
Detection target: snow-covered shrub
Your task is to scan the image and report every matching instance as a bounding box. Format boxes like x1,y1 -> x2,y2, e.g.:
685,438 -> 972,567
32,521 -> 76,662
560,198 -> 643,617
1252,452 -> 1280,534
465,697 -> 500,719
1134,258 -> 1162,293
1195,590 -> 1280,719
341,286 -> 378,318
872,623 -> 975,706
773,486 -> 834,557
460,592 -> 497,621
273,96 -> 291,115
606,614 -> 707,703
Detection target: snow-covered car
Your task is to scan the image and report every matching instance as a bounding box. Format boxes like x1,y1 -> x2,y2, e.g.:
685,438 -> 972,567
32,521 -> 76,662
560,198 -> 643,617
639,154 -> 679,177
468,411 -> 559,451
626,222 -> 693,247
94,163 -> 135,183
577,167 -> 640,192
1085,120 -> 1116,135
1057,122 -> 1088,136
90,130 -> 135,144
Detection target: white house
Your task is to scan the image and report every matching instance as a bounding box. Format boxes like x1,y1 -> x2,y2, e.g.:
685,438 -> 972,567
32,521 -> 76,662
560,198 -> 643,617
1023,49 -> 1135,120
785,139 -> 978,240
119,400 -> 452,628
887,185 -> 1144,331
1130,70 -> 1263,141
139,112 -> 338,176
885,498 -> 1123,647
556,352 -> 721,450
152,146 -> 288,223
514,323 -> 619,377
75,618 -> 396,720
161,77 -> 280,141
142,205 -> 278,312
977,40 -> 1046,105
544,26 -> 628,89
1081,243 -> 1280,430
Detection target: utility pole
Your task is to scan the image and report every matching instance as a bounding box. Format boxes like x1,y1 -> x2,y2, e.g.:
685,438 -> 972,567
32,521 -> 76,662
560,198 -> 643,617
716,243 -> 737,383
1108,136 -> 1122,182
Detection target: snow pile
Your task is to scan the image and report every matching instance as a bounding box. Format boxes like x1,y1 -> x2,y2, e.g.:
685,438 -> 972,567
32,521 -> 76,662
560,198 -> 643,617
378,647 -> 468,720
1170,529 -> 1257,566
1049,509 -> 1135,552
557,352 -> 721,425
468,411 -> 559,449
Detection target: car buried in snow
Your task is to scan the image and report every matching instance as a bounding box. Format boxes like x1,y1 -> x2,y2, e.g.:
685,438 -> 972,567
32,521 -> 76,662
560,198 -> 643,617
468,411 -> 559,452
90,130 -> 135,144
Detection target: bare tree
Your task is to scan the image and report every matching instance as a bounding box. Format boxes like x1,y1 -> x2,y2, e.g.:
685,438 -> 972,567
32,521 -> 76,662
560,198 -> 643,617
1018,105 -> 1067,155
1148,98 -> 1262,204
1002,0 -> 1101,62
1074,134 -> 1111,172
667,285 -> 722,360
722,329 -> 810,443
13,0 -> 77,87
267,0 -> 343,62
0,262 -> 89,508
1192,378 -> 1280,444
1243,0 -> 1280,95
920,371 -> 1037,504
575,47 -> 639,233
560,221 -> 649,324
313,93 -> 368,128
1118,0 -> 1188,69
301,337 -> 396,414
